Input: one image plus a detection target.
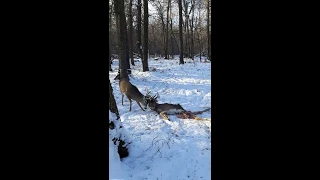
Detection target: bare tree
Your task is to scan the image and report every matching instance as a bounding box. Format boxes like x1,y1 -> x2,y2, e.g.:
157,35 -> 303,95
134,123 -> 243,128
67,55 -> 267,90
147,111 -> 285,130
150,0 -> 167,59
169,1 -> 174,58
207,0 -> 211,61
142,0 -> 149,71
109,0 -> 113,71
109,78 -> 130,159
182,0 -> 196,59
128,0 -> 135,66
114,0 -> 129,78
190,0 -> 195,61
109,79 -> 120,118
181,0 -> 196,60
178,0 -> 184,64
195,0 -> 203,62
182,0 -> 189,58
137,0 -> 143,61
109,0 -> 210,62
165,0 -> 171,59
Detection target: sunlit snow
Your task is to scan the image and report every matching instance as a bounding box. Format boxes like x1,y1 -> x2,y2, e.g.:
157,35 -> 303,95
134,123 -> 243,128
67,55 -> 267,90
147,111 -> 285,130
109,56 -> 211,180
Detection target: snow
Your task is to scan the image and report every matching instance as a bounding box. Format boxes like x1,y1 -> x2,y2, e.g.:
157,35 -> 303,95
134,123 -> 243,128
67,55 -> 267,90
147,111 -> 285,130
109,57 -> 211,180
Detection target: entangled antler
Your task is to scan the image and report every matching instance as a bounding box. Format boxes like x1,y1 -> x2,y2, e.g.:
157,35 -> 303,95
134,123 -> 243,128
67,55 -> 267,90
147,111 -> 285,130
143,87 -> 160,102
153,92 -> 160,100
144,88 -> 152,101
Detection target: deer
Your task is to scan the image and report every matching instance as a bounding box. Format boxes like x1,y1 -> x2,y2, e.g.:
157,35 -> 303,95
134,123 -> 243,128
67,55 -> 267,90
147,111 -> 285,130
117,75 -> 149,112
144,92 -> 211,121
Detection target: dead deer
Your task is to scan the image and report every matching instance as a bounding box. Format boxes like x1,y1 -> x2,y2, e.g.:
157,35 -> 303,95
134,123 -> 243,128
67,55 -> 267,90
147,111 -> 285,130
118,76 -> 149,111
145,93 -> 211,121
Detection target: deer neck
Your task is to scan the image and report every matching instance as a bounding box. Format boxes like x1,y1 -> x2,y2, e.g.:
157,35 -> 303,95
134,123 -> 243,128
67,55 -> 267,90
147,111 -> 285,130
136,94 -> 144,102
153,102 -> 161,112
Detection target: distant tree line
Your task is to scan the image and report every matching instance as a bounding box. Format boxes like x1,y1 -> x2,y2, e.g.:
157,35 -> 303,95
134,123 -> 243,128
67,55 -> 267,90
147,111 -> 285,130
109,0 -> 211,71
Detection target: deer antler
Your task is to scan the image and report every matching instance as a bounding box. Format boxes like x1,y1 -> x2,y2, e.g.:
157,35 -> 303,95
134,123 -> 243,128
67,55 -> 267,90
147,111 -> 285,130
144,89 -> 152,100
146,88 -> 151,95
143,89 -> 159,102
153,92 -> 160,99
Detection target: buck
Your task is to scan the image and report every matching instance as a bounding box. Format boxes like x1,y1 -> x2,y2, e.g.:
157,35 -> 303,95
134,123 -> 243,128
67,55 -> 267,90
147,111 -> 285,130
145,93 -> 211,121
118,75 -> 149,111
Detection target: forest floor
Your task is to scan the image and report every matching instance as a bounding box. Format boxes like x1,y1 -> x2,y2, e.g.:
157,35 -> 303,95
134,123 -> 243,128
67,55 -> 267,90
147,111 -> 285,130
109,56 -> 211,180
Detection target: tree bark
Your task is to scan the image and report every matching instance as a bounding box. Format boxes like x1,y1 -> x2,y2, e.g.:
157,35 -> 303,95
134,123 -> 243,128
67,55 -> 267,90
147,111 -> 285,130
128,0 -> 135,66
109,48 -> 112,71
109,0 -> 113,71
137,0 -> 143,62
165,0 -> 170,59
190,0 -> 195,61
170,2 -> 174,59
109,79 -> 129,159
178,0 -> 184,64
161,17 -> 166,59
197,1 -> 202,62
142,0 -> 149,71
150,1 -> 166,59
114,0 -> 129,78
109,79 -> 119,119
184,0 -> 189,58
207,0 -> 211,61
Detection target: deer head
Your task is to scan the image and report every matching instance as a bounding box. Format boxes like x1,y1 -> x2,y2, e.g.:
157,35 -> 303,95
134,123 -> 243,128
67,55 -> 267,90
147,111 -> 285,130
144,91 -> 160,110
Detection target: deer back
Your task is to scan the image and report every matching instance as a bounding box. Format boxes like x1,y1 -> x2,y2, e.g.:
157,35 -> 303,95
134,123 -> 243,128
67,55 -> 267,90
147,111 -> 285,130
119,77 -> 146,105
148,98 -> 185,113
156,103 -> 184,113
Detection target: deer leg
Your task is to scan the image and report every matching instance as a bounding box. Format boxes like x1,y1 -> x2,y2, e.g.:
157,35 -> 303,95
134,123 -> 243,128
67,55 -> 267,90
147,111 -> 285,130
136,102 -> 146,111
127,96 -> 132,111
159,111 -> 170,121
121,94 -> 124,105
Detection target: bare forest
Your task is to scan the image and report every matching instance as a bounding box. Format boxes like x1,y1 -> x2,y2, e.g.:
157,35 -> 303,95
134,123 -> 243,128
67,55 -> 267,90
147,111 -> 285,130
109,1 -> 211,179
109,0 -> 211,72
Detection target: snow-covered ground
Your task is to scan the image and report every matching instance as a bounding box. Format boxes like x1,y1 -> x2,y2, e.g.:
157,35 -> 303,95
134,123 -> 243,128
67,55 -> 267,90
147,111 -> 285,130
109,57 -> 211,180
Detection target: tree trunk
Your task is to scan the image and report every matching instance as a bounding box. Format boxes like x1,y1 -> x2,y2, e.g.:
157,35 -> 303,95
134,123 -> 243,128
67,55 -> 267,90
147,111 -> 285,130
199,39 -> 202,62
109,48 -> 112,71
109,79 -> 119,118
128,0 -> 135,66
165,0 -> 170,59
198,1 -> 202,62
114,0 -> 129,78
137,0 -> 143,62
178,0 -> 184,64
109,78 -> 129,159
185,1 -> 189,58
190,0 -> 195,61
207,0 -> 210,61
170,3 -> 174,59
160,19 -> 166,60
109,0 -> 113,71
142,0 -> 149,71
161,17 -> 166,60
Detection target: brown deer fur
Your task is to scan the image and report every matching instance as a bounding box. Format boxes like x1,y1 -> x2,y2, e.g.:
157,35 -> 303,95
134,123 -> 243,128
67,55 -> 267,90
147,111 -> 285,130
119,76 -> 148,111
145,94 -> 210,121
